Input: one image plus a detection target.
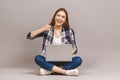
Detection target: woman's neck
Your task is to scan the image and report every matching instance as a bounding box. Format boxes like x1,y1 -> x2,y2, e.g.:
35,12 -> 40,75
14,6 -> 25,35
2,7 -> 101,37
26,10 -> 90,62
53,25 -> 62,37
54,25 -> 62,31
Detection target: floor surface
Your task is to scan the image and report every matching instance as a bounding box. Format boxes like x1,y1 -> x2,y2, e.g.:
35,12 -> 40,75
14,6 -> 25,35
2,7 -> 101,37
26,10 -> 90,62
0,66 -> 119,80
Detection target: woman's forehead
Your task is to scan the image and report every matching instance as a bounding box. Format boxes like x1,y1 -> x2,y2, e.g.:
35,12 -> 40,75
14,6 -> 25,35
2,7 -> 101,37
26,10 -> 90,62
56,11 -> 66,16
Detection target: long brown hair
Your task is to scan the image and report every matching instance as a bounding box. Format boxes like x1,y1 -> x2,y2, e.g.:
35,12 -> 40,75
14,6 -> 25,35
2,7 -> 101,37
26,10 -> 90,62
50,8 -> 70,30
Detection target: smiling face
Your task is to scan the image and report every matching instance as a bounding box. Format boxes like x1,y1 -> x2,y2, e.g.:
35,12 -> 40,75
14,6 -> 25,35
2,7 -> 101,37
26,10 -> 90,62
50,8 -> 70,30
54,11 -> 66,27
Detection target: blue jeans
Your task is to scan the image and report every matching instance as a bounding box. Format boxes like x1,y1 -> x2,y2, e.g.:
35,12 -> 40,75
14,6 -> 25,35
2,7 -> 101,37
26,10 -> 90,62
35,55 -> 82,71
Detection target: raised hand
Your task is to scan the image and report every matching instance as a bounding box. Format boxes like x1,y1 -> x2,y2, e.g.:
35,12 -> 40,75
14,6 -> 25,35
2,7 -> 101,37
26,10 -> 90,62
42,23 -> 51,31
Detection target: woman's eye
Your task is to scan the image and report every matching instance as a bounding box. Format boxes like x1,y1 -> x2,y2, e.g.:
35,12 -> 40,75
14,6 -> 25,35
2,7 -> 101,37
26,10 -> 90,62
56,14 -> 65,19
57,14 -> 60,17
62,16 -> 65,18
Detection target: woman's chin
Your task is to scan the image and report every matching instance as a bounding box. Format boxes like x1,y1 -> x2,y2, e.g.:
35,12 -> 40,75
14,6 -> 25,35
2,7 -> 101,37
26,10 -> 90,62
55,24 -> 63,27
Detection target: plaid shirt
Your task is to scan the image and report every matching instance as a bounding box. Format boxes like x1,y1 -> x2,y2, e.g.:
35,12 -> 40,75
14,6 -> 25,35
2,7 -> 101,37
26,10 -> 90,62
27,26 -> 78,56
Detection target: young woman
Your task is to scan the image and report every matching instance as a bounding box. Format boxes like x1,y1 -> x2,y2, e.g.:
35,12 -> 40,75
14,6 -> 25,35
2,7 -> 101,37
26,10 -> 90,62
27,8 -> 82,76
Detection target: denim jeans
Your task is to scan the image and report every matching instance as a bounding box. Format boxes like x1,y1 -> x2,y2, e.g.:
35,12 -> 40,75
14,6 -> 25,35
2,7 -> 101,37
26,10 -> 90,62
35,55 -> 82,71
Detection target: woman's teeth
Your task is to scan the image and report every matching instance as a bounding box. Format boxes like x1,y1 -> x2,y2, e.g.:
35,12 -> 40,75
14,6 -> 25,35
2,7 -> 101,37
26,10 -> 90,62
57,20 -> 62,23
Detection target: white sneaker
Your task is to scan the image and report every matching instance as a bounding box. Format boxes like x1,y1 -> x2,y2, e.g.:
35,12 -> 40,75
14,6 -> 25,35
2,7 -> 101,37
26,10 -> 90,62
66,69 -> 79,76
40,68 -> 52,75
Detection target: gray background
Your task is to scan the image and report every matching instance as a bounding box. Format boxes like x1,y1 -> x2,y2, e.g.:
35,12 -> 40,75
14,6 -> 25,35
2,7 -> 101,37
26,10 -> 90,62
0,0 -> 120,80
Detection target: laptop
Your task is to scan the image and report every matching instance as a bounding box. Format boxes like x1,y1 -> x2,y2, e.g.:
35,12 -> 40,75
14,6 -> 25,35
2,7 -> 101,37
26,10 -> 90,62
46,44 -> 72,62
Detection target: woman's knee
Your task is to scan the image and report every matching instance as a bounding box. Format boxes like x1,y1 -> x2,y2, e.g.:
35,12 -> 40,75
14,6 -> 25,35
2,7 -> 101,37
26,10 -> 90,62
73,56 -> 82,66
34,55 -> 45,64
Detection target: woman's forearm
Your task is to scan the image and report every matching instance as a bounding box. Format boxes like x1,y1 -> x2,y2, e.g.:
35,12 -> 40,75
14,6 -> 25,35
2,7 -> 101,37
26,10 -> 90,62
30,27 -> 45,39
30,23 -> 51,39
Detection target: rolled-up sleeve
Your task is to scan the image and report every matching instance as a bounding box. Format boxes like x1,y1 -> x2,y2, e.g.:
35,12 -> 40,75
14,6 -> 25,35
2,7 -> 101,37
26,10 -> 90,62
26,32 -> 47,40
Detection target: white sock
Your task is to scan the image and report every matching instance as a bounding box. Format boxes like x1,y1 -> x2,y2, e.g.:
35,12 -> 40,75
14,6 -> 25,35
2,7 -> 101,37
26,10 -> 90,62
66,69 -> 79,76
40,68 -> 52,75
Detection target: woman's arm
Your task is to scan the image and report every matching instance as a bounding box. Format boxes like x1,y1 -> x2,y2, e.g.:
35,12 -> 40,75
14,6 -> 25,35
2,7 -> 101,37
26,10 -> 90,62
70,28 -> 78,54
27,23 -> 51,39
